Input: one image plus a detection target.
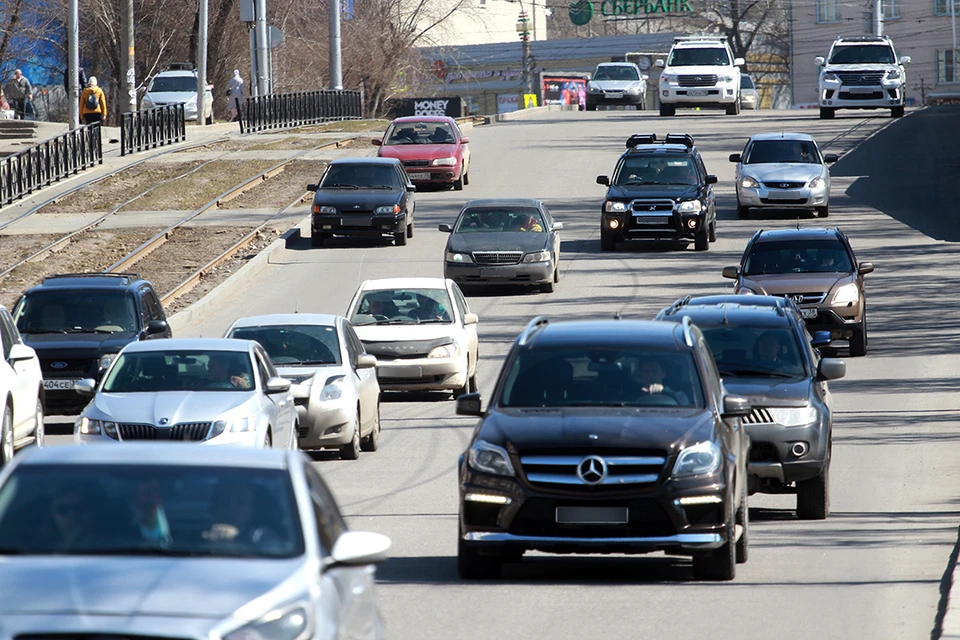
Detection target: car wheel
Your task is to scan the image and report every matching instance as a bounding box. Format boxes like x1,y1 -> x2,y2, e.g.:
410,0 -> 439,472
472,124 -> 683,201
694,227 -> 709,251
1,407 -> 13,465
708,221 -> 717,243
394,230 -> 407,246
205,114 -> 213,125
850,319 -> 867,357
452,374 -> 470,400
463,170 -> 470,186
361,403 -> 380,452
600,230 -> 617,252
891,106 -> 905,118
468,373 -> 479,394
816,206 -> 829,218
341,413 -> 362,460
264,429 -> 273,448
311,232 -> 325,248
458,530 -> 504,580
693,499 -> 736,581
737,204 -> 750,219
453,171 -> 464,191
797,441 -> 831,520
659,103 -> 676,117
819,107 -> 835,120
406,222 -> 414,239
585,103 -> 597,111
554,263 -> 560,283
34,398 -> 44,448
540,279 -> 555,293
725,99 -> 740,115
735,483 -> 749,564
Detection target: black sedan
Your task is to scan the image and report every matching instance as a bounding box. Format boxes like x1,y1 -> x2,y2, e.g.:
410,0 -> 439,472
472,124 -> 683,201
438,199 -> 562,293
308,157 -> 416,247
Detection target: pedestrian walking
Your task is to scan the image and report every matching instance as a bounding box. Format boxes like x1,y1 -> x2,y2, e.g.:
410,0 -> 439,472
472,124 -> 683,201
5,69 -> 33,120
79,76 -> 107,126
226,69 -> 245,122
63,66 -> 88,94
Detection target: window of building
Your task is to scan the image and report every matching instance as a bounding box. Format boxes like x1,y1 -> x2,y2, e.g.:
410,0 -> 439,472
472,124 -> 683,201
816,0 -> 841,22
883,0 -> 900,18
935,0 -> 960,16
938,49 -> 960,83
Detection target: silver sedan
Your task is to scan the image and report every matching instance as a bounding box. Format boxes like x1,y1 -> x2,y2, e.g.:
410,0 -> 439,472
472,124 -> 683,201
0,444 -> 390,639
74,338 -> 297,449
729,132 -> 838,219
224,314 -> 381,460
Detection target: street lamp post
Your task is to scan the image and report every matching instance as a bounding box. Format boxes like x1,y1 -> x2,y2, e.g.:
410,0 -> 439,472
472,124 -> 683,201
515,5 -> 534,99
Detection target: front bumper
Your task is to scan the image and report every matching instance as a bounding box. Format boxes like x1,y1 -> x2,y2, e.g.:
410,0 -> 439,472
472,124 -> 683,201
445,260 -> 553,286
75,426 -> 262,447
312,213 -> 406,237
586,92 -> 645,107
745,419 -> 828,486
737,183 -> 828,209
376,357 -> 465,392
295,400 -> 354,448
660,84 -> 738,107
602,210 -> 706,241
820,84 -> 904,109
403,166 -> 461,184
798,303 -> 863,339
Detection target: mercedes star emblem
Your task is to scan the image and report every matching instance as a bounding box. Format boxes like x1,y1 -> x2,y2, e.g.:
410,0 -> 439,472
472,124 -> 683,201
576,455 -> 608,485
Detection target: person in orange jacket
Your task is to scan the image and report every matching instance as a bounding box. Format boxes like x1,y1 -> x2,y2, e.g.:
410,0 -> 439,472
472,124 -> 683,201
79,76 -> 107,125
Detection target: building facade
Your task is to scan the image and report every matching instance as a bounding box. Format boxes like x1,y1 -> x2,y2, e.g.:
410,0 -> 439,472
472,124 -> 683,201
416,0 -> 549,47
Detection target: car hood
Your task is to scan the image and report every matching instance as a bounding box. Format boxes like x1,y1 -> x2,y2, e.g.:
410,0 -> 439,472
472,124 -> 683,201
22,332 -> 138,354
313,189 -> 403,207
664,64 -> 735,76
590,80 -> 644,91
720,377 -> 811,408
378,144 -> 459,161
90,390 -> 254,423
144,91 -> 196,103
823,63 -> 897,72
353,323 -> 459,344
605,184 -> 698,201
479,407 -> 715,453
275,363 -> 342,386
741,272 -> 851,295
741,164 -> 824,182
448,232 -> 548,254
0,556 -> 305,618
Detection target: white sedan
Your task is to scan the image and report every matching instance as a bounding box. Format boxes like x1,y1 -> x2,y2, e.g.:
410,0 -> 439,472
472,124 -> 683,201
0,305 -> 44,465
345,278 -> 479,398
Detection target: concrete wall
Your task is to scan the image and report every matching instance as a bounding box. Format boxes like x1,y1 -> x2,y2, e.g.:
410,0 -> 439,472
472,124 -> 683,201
416,0 -> 548,47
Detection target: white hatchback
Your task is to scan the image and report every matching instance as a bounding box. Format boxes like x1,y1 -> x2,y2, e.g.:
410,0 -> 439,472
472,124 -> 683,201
0,306 -> 44,465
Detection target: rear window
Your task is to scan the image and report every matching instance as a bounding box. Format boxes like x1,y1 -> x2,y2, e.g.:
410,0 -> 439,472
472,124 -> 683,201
744,239 -> 853,275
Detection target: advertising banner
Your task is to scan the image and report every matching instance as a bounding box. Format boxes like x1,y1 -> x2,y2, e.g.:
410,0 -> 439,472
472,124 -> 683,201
392,97 -> 465,118
497,93 -> 520,114
541,75 -> 588,110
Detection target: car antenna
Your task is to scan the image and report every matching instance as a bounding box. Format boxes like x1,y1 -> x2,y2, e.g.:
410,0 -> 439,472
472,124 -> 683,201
796,215 -> 801,230
722,304 -> 728,325
295,299 -> 299,314
614,311 -> 622,320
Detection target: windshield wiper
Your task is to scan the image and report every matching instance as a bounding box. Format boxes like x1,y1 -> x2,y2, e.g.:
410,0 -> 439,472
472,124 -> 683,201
82,547 -> 207,557
360,185 -> 395,190
719,367 -> 795,378
417,319 -> 451,324
322,184 -> 359,189
376,319 -> 414,325
292,359 -> 336,365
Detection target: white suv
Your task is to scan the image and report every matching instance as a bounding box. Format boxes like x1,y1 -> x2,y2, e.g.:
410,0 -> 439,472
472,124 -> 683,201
815,35 -> 911,119
656,36 -> 744,117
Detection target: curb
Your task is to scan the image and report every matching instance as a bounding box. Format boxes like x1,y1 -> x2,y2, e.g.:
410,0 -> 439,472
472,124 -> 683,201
493,105 -> 578,122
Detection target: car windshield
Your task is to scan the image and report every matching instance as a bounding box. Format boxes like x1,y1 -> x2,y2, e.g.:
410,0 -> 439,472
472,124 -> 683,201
700,326 -> 806,378
13,291 -> 138,334
743,239 -> 854,275
351,288 -> 453,326
615,156 -> 698,185
0,464 -> 304,558
829,45 -> 896,64
500,347 -> 704,408
228,325 -> 341,366
384,121 -> 456,145
744,140 -> 820,164
593,66 -> 640,81
320,164 -> 401,189
101,350 -> 255,393
454,207 -> 545,233
149,76 -> 197,93
741,76 -> 755,89
668,47 -> 730,66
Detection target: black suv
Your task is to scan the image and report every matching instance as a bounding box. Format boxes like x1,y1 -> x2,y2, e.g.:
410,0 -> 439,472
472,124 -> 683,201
307,157 -> 416,248
11,273 -> 172,415
657,295 -> 846,519
596,133 -> 718,251
456,316 -> 752,581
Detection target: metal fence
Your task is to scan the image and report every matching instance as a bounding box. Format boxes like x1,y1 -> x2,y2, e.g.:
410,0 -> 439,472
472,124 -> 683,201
120,104 -> 187,156
0,123 -> 102,207
239,90 -> 362,134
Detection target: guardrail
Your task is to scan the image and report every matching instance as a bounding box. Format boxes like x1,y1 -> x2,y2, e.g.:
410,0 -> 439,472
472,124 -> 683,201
239,90 -> 362,134
120,104 -> 187,156
0,123 -> 102,207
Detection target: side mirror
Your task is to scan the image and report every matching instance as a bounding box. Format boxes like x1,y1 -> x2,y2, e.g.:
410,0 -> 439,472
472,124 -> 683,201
722,266 -> 740,280
371,138 -> 382,146
596,175 -> 609,186
823,153 -> 839,163
463,313 -> 479,326
814,56 -> 826,66
654,59 -> 665,68
721,394 -> 752,419
811,330 -> 832,349
146,320 -> 168,335
817,358 -> 846,381
705,175 -> 718,185
306,183 -> 319,192
265,377 -> 291,394
729,153 -> 742,163
460,136 -> 470,144
456,392 -> 483,416
8,343 -> 36,362
438,223 -> 453,233
551,221 -> 564,231
329,531 -> 391,568
406,184 -> 417,192
356,354 -> 377,369
75,378 -> 97,396
733,57 -> 745,67
858,262 -> 874,276
899,55 -> 911,65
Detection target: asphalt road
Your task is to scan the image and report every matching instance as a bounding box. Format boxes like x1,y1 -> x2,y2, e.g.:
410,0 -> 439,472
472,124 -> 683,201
47,107 -> 960,638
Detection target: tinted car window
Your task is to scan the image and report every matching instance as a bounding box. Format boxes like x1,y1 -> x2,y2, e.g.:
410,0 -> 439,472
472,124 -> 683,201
228,325 -> 341,366
454,207 -> 544,233
829,45 -> 895,64
351,288 -> 454,326
744,239 -> 853,275
149,76 -> 197,92
700,326 -> 806,377
0,310 -> 15,359
594,66 -> 640,81
321,164 -> 401,188
668,47 -> 730,66
102,350 -> 254,392
741,76 -> 756,89
615,156 -> 697,185
0,464 -> 304,558
744,140 -> 820,164
14,291 -> 138,334
500,347 -> 703,408
384,121 -> 456,145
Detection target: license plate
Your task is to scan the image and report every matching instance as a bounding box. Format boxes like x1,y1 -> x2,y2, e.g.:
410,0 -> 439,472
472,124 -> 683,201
43,378 -> 80,390
480,268 -> 517,278
408,172 -> 431,180
556,506 -> 629,525
688,89 -> 708,97
800,308 -> 818,319
378,365 -> 423,380
341,216 -> 373,227
606,92 -> 624,99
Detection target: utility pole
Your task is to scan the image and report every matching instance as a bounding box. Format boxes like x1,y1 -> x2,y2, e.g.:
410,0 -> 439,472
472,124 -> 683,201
67,0 -> 79,128
121,0 -> 136,114
873,0 -> 883,36
329,0 -> 343,89
787,0 -> 795,107
254,0 -> 269,95
198,0 -> 208,124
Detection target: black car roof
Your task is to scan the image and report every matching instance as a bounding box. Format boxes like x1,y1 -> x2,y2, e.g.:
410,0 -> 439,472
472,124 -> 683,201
521,319 -> 691,351
754,227 -> 841,242
662,304 -> 794,329
26,272 -> 144,292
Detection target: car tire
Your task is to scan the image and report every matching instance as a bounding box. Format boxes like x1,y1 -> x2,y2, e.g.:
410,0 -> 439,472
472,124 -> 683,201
693,499 -> 736,581
816,206 -> 829,218
735,483 -> 749,564
264,429 -> 273,448
360,404 -> 380,452
694,227 -> 709,251
205,114 -> 213,125
458,530 -> 506,580
586,103 -> 597,111
708,221 -> 717,243
453,171 -> 464,191
341,414 -> 362,460
725,99 -> 740,116
406,222 -> 414,239
891,106 -> 905,118
311,233 -> 325,248
659,103 -> 676,117
819,107 -> 835,120
463,171 -> 470,186
797,442 -> 830,520
1,406 -> 13,466
850,321 -> 867,357
34,398 -> 44,448
394,230 -> 407,246
737,204 -> 750,219
600,231 -> 617,252
540,279 -> 555,293
468,373 -> 479,394
554,263 -> 560,283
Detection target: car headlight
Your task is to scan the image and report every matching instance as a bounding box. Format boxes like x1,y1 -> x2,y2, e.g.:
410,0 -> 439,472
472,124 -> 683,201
737,287 -> 757,295
431,157 -> 457,166
718,74 -> 733,82
886,69 -> 901,80
672,441 -> 722,478
141,96 -> 154,108
678,199 -> 701,214
316,205 -> 336,214
587,84 -> 601,93
468,440 -> 515,476
768,406 -> 819,427
522,250 -> 551,263
604,200 -> 628,213
822,72 -> 840,83
428,342 -> 460,359
445,251 -> 473,263
318,375 -> 344,402
284,373 -> 314,385
211,416 -> 255,437
223,603 -> 312,640
626,84 -> 642,94
185,95 -> 197,107
375,204 -> 402,214
832,282 -> 860,304
660,74 -> 677,83
808,176 -> 825,189
79,417 -> 118,439
740,176 -> 760,189
99,353 -> 119,370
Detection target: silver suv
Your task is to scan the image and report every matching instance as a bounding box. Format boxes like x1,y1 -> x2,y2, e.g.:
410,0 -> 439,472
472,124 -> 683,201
656,36 -> 744,116
815,35 -> 911,119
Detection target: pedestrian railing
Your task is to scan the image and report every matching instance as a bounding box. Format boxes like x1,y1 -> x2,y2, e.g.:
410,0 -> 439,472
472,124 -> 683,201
239,90 -> 362,134
120,104 -> 187,156
0,123 -> 102,207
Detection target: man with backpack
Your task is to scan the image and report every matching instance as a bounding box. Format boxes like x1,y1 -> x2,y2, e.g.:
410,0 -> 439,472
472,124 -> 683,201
5,70 -> 32,120
79,76 -> 107,125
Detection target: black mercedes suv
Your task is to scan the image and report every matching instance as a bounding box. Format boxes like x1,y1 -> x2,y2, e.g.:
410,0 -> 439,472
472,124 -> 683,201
657,295 -> 846,519
456,316 -> 752,581
11,273 -> 172,415
596,133 -> 718,252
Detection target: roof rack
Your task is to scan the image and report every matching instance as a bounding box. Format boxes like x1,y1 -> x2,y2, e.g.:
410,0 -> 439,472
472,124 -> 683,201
664,133 -> 694,149
43,272 -> 141,282
673,34 -> 727,44
680,315 -> 695,347
836,35 -> 888,43
663,295 -> 692,317
518,316 -> 550,346
167,62 -> 195,71
626,133 -> 657,148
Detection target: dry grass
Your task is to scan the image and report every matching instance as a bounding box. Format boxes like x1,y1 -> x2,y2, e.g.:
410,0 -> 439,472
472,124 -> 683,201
122,159 -> 275,211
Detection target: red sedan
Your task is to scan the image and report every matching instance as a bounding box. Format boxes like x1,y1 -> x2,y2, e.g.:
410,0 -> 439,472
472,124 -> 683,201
373,116 -> 471,190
